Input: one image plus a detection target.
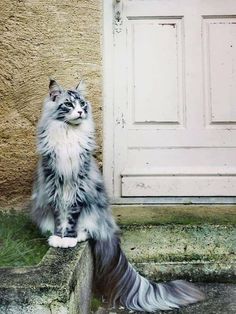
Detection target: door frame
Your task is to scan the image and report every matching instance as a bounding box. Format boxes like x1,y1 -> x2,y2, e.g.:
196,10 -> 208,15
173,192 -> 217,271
103,0 -> 115,199
102,0 -> 236,204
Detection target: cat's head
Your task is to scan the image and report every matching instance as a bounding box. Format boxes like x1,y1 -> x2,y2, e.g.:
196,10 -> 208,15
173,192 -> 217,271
46,79 -> 90,125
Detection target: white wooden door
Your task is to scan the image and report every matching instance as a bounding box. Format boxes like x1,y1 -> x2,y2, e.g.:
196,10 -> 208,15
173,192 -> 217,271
104,0 -> 236,200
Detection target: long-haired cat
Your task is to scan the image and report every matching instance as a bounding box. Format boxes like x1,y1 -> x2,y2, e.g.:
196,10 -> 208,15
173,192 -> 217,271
31,80 -> 205,312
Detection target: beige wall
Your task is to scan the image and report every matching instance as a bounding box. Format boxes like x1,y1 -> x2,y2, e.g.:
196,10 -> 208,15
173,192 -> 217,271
0,0 -> 103,208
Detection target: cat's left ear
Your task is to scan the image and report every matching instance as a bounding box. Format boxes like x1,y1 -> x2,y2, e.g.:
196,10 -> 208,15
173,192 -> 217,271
75,80 -> 87,96
49,79 -> 63,101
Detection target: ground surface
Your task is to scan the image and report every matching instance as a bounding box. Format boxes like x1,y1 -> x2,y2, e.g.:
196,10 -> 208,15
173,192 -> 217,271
93,283 -> 236,314
0,211 -> 48,266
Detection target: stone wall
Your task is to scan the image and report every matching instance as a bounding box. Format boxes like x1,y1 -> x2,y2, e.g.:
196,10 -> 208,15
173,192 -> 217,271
0,0 -> 103,208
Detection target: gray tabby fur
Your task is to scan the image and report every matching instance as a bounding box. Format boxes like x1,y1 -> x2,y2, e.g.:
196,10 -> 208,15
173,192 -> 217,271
31,80 -> 205,312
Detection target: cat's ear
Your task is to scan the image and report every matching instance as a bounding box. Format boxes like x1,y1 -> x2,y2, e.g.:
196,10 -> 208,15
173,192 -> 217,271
75,80 -> 87,96
49,79 -> 63,101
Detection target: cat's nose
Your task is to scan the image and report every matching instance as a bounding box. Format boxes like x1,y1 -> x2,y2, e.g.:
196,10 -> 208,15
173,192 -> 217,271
78,111 -> 83,116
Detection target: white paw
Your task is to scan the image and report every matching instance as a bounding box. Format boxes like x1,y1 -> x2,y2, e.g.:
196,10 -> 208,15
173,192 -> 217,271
48,235 -> 63,247
77,231 -> 89,242
60,237 -> 78,248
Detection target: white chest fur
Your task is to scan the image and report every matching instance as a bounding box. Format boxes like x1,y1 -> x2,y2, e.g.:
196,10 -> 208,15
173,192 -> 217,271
45,122 -> 84,178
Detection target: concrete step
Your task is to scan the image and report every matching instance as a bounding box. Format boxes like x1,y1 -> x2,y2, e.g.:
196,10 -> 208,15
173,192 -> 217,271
120,224 -> 235,282
0,242 -> 93,314
112,205 -> 236,282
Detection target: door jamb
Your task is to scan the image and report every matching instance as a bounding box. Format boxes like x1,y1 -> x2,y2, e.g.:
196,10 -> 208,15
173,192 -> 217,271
103,0 -> 115,199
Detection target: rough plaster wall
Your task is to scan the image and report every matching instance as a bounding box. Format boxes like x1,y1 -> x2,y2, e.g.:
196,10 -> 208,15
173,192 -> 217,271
0,0 -> 103,208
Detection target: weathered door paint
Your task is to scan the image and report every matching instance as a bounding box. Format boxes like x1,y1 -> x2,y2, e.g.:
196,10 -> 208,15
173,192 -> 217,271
105,0 -> 236,199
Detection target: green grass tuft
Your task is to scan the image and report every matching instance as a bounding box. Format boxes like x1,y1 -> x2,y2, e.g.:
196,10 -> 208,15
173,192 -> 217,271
0,211 -> 48,267
90,297 -> 103,312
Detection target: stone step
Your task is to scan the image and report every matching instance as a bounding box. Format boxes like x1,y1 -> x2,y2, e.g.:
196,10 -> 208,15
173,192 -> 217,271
111,205 -> 236,283
0,205 -> 235,313
0,242 -> 93,314
120,224 -> 236,282
92,283 -> 236,314
112,204 -> 236,226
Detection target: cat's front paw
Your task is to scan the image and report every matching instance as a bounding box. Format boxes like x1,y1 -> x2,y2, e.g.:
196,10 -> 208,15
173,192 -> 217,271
48,235 -> 78,248
48,235 -> 63,247
77,230 -> 89,242
60,237 -> 78,248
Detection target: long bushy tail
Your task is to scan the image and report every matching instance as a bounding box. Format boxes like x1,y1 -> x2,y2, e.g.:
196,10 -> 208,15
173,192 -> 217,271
91,234 -> 205,312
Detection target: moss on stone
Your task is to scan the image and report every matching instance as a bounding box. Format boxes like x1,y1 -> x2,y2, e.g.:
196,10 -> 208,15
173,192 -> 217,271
90,297 -> 103,312
120,224 -> 236,264
0,239 -> 93,312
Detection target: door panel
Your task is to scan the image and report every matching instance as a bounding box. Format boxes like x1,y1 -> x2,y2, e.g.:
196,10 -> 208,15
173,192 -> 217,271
131,18 -> 184,124
203,17 -> 236,124
113,0 -> 236,198
122,176 -> 236,197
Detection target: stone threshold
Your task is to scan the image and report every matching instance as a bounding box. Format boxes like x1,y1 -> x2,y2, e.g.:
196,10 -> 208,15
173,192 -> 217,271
0,242 -> 93,314
112,204 -> 236,226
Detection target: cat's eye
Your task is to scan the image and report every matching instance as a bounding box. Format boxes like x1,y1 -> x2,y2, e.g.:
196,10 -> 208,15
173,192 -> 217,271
64,101 -> 74,108
80,101 -> 87,110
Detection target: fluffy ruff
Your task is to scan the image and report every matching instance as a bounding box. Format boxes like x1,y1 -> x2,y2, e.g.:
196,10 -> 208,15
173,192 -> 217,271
31,80 -> 205,312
